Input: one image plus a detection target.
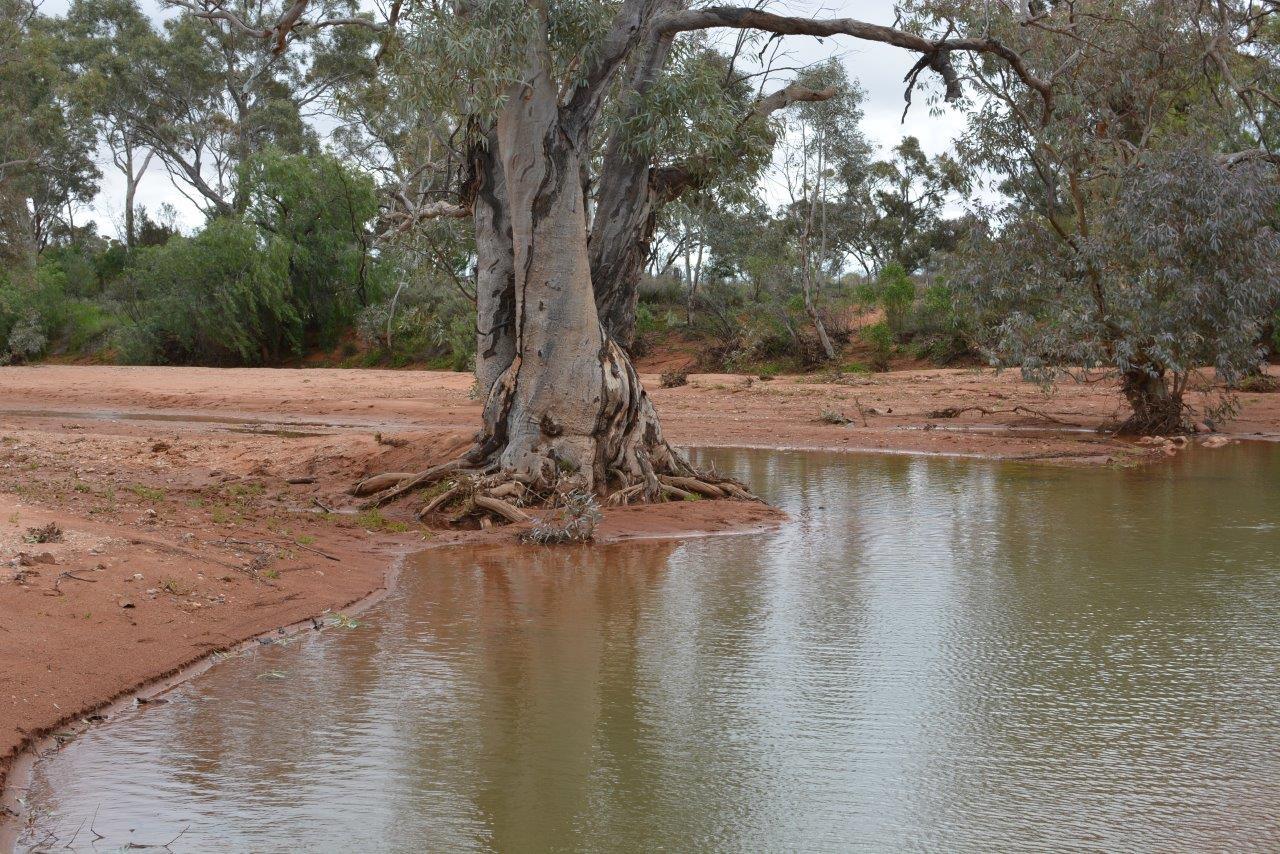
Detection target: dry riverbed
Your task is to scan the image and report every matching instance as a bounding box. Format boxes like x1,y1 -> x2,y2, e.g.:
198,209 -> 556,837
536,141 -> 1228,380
1,363 -> 1277,823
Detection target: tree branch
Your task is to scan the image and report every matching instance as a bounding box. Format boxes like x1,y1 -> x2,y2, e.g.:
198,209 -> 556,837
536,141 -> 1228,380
165,0 -> 384,54
655,6 -> 1054,121
654,83 -> 837,204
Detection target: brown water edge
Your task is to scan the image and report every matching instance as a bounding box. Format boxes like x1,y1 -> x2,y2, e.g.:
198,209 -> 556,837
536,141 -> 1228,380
0,498 -> 784,852
0,547 -> 410,853
15,443 -> 1280,852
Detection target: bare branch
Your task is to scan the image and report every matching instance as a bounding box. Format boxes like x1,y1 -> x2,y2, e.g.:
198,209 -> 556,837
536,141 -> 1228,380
1221,148 -> 1280,167
750,82 -> 837,118
165,0 -> 384,55
655,6 -> 1055,121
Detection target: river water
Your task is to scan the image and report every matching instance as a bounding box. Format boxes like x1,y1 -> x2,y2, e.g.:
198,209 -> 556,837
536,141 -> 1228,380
15,445 -> 1280,852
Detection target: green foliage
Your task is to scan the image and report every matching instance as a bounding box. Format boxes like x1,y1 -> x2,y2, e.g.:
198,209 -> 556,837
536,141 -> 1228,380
952,149 -> 1280,416
876,264 -> 915,333
242,148 -> 385,348
906,283 -> 970,364
861,323 -> 895,372
112,218 -> 298,365
355,243 -> 476,370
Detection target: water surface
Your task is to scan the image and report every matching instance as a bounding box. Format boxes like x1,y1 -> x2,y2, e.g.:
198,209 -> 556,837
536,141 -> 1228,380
17,446 -> 1280,852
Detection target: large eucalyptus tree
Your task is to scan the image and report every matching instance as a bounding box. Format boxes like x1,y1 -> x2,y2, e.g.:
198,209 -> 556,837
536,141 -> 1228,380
176,0 -> 1050,511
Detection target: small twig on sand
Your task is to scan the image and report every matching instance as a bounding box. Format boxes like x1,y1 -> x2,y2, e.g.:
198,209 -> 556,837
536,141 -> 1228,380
52,570 -> 98,593
221,536 -> 339,562
853,397 -> 869,427
311,497 -> 335,514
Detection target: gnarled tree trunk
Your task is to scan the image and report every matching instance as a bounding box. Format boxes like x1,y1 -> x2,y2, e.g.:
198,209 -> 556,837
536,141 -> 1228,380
472,40 -> 691,495
1119,367 -> 1186,434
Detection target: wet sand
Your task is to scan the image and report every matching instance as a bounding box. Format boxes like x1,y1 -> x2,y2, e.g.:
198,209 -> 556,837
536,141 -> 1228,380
1,363 -> 1276,821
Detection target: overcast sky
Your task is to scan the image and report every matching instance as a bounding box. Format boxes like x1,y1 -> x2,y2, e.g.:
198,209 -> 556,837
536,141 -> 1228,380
42,0 -> 970,236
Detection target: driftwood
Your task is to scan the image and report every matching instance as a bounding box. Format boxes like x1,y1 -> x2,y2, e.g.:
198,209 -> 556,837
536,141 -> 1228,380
351,471 -> 416,496
660,475 -> 726,498
926,404 -> 1075,425
473,494 -> 530,523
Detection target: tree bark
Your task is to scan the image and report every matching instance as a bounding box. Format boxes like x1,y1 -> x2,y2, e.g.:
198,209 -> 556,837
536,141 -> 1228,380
470,131 -> 517,398
466,27 -> 693,495
1119,368 -> 1185,434
588,28 -> 676,350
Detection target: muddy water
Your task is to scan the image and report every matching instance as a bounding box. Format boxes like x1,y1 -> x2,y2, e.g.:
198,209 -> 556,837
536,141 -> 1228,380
17,446 -> 1280,852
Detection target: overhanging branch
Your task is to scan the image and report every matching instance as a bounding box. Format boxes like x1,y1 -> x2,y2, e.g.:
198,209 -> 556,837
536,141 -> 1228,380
165,0 -> 384,54
654,6 -> 1054,121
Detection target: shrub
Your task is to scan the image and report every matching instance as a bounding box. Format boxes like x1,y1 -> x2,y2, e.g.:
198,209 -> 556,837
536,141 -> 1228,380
877,263 -> 916,333
659,369 -> 688,388
111,219 -> 300,365
5,310 -> 46,362
861,322 -> 894,371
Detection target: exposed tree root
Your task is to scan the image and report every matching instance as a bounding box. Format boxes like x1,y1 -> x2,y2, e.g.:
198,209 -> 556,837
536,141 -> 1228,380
351,471 -> 417,497
354,335 -> 761,530
360,453 -> 759,531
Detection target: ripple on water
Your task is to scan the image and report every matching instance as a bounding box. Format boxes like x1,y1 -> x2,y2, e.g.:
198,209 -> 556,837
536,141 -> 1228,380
16,444 -> 1280,853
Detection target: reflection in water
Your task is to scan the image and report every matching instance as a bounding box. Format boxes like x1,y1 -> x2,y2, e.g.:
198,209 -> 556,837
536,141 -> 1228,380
17,445 -> 1280,852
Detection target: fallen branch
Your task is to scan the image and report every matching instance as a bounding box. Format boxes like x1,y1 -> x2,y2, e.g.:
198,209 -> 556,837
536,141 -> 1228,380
473,494 -> 530,523
351,471 -> 416,496
926,404 -> 1075,425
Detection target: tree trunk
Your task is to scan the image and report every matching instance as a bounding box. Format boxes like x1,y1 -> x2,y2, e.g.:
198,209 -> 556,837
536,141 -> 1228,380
466,32 -> 694,495
800,155 -> 836,362
122,146 -> 153,250
588,29 -> 676,351
124,145 -> 137,250
1119,367 -> 1185,434
471,132 -> 517,398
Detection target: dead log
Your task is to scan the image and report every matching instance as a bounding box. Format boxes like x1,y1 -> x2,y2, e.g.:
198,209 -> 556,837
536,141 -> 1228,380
473,494 -> 530,523
351,472 -> 416,496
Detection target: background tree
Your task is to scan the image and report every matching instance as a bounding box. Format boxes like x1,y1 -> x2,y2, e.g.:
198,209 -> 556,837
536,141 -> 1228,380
60,0 -> 162,247
843,136 -> 969,276
910,0 -> 1280,432
775,60 -> 870,360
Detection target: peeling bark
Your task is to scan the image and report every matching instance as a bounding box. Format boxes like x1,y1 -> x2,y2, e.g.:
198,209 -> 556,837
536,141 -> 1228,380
471,131 -> 517,398
467,27 -> 696,495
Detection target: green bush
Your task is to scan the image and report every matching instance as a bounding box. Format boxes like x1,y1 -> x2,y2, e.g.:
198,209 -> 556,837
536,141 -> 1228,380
59,299 -> 118,355
905,283 -> 972,364
355,272 -> 476,370
861,322 -> 894,371
241,149 -> 386,349
877,263 -> 916,333
111,218 -> 300,365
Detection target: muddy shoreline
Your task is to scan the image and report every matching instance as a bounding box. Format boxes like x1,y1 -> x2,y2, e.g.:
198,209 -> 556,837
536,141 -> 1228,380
1,364 -> 1276,846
